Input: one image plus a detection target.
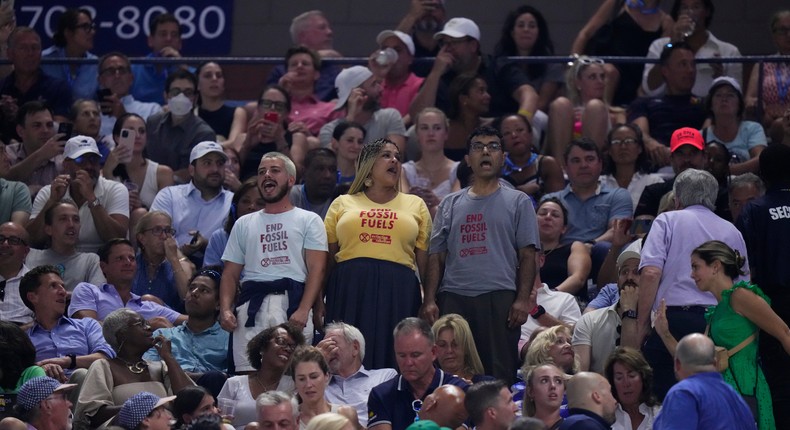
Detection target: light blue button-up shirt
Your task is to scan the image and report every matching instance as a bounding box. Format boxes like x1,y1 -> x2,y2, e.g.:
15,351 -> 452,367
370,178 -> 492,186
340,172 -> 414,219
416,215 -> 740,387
325,366 -> 397,427
150,182 -> 232,247
144,321 -> 229,373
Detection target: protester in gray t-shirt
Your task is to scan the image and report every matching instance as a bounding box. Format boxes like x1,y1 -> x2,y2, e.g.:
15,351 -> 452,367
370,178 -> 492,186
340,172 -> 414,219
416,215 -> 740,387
420,126 -> 539,384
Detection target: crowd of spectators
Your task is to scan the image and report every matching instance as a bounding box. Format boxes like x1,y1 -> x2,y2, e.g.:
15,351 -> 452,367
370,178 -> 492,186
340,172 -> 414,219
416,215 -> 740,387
1,2 -> 790,430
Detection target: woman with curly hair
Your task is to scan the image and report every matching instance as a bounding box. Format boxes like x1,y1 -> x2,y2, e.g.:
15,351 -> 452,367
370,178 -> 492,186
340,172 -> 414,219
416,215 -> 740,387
524,325 -> 579,375
217,322 -> 305,430
0,322 -> 45,393
604,347 -> 661,430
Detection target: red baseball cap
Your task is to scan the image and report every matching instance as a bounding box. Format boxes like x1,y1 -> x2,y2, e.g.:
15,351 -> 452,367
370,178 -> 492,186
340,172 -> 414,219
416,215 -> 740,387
670,127 -> 704,153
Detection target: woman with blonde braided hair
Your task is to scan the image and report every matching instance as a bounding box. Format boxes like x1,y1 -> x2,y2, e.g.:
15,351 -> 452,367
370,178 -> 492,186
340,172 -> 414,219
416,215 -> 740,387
324,138 -> 432,369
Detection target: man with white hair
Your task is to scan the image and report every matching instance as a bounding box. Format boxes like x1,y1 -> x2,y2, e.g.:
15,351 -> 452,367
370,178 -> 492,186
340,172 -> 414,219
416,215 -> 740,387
654,334 -> 756,430
317,322 -> 397,426
318,66 -> 406,152
255,391 -> 299,430
267,10 -> 341,102
636,168 -> 749,399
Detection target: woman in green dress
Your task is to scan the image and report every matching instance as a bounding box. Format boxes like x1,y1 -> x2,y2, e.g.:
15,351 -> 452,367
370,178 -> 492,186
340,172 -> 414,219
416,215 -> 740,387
654,240 -> 790,430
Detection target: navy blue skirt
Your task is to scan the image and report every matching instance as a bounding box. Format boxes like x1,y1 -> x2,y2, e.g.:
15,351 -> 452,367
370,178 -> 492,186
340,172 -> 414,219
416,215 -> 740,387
325,257 -> 420,369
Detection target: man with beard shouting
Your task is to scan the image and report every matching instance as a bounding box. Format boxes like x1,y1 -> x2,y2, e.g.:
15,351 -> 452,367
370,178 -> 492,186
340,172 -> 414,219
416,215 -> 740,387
219,152 -> 328,373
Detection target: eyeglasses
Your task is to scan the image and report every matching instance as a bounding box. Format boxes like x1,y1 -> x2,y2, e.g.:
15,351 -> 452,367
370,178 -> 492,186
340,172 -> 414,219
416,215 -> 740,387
272,336 -> 297,350
144,226 -> 176,236
73,154 -> 101,165
470,142 -> 503,153
610,138 -> 638,147
577,57 -> 604,65
196,269 -> 221,281
100,66 -> 130,77
43,393 -> 68,404
258,99 -> 288,112
437,37 -> 471,48
0,235 -> 27,246
132,320 -> 152,329
168,88 -> 196,98
713,92 -> 738,100
74,23 -> 96,32
774,26 -> 790,36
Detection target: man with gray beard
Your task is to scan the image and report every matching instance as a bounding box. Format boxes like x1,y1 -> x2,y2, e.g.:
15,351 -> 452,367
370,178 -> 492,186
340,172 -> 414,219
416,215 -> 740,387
318,66 -> 407,152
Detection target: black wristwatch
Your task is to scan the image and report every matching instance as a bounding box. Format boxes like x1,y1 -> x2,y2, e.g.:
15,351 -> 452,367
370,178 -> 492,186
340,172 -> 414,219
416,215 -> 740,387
67,354 -> 77,369
621,309 -> 638,320
530,305 -> 546,319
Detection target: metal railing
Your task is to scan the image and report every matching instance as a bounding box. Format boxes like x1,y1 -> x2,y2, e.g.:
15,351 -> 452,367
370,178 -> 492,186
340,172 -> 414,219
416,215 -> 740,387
25,54 -> 790,120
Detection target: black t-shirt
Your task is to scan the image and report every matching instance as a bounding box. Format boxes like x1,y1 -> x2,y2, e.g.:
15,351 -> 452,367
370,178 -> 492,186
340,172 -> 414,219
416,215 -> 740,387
627,94 -> 707,145
433,54 -> 522,119
737,190 -> 790,298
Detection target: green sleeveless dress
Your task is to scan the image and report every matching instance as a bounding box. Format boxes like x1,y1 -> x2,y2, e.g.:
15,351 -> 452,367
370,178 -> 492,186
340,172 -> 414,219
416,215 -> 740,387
705,281 -> 775,430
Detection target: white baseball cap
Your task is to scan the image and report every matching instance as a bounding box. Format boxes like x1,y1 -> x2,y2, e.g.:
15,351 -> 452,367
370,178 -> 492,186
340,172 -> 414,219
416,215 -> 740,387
708,76 -> 742,96
63,135 -> 101,160
334,66 -> 373,110
616,240 -> 642,268
189,141 -> 228,164
434,17 -> 480,41
377,30 -> 415,55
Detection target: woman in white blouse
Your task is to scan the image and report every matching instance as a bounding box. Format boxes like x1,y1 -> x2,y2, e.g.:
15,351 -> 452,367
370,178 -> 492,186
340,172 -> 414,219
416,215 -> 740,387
605,347 -> 661,430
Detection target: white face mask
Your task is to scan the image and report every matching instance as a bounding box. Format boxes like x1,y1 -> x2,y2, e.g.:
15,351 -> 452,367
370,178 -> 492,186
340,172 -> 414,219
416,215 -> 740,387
168,93 -> 193,116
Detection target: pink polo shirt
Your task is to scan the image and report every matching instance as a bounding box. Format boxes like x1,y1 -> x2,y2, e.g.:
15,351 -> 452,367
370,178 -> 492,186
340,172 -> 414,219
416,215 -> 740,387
380,73 -> 424,118
289,94 -> 342,136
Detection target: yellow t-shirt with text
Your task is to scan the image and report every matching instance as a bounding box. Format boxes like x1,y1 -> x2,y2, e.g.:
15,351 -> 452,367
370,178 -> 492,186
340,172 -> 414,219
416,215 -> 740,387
325,192 -> 431,270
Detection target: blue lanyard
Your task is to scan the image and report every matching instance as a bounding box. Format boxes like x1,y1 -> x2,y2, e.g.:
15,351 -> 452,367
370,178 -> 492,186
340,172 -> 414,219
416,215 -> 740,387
337,171 -> 355,184
503,152 -> 538,177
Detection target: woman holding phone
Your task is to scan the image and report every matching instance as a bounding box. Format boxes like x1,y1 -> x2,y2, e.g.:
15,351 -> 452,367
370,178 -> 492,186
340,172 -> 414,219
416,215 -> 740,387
103,113 -> 175,241
230,85 -> 310,180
